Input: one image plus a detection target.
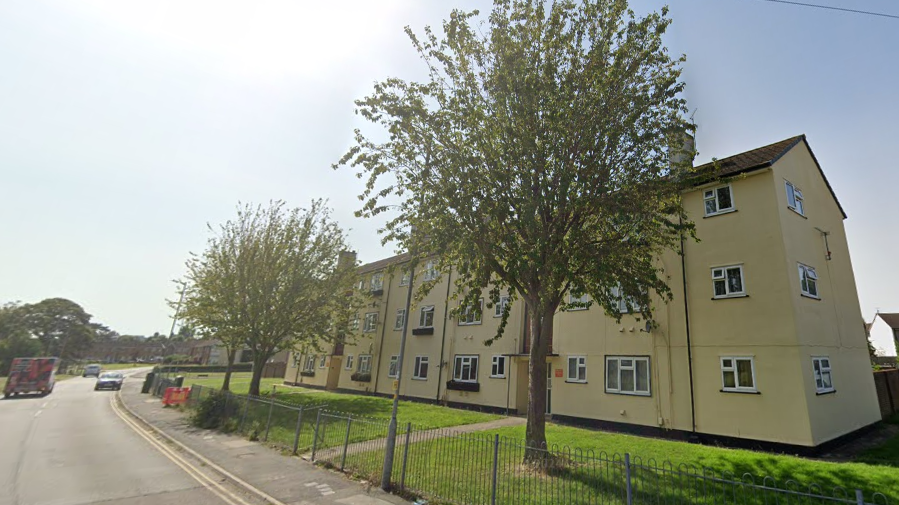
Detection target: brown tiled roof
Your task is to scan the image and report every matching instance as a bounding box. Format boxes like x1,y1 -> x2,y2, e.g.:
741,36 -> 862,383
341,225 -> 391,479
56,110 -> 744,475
358,252 -> 410,274
878,313 -> 899,330
694,134 -> 847,219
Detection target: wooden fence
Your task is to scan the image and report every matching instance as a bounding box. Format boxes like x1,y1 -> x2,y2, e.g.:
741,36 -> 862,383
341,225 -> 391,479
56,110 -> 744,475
873,369 -> 899,419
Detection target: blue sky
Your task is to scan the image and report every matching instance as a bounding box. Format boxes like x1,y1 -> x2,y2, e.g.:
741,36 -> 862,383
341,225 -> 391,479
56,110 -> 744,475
0,0 -> 896,352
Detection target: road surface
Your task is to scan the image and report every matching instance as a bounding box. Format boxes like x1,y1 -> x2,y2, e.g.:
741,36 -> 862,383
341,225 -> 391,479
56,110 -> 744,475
0,372 -> 233,505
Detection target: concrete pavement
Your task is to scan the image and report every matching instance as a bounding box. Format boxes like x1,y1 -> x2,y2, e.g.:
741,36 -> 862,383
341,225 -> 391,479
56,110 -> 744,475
0,371 -> 233,505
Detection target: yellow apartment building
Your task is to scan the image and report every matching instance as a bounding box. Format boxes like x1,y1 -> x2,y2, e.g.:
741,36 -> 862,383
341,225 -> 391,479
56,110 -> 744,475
284,135 -> 881,452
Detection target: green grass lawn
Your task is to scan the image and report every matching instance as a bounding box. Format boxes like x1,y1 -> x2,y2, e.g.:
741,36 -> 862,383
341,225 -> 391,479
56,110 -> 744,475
857,414 -> 899,468
99,363 -> 146,371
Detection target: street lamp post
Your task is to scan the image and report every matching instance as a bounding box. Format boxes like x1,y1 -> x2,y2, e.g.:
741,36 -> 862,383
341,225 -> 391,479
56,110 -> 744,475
381,261 -> 416,490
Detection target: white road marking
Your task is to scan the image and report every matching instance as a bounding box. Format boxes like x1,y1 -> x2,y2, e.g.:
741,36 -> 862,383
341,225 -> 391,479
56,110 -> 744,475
34,410 -> 42,418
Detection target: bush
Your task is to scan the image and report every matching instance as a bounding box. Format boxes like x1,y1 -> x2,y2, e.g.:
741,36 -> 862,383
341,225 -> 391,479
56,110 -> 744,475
190,391 -> 235,429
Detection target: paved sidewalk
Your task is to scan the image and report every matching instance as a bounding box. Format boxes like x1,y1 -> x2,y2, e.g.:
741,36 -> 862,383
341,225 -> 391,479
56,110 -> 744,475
119,376 -> 411,505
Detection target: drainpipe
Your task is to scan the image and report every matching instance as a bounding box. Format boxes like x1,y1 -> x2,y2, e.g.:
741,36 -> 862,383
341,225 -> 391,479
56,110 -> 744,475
436,265 -> 453,402
373,272 -> 392,394
680,221 -> 698,436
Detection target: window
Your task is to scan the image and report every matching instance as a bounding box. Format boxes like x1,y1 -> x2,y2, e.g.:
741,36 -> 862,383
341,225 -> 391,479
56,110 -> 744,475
394,309 -> 406,330
494,296 -> 510,318
785,181 -> 804,215
612,284 -> 643,313
704,185 -> 734,216
812,357 -> 834,393
400,269 -> 411,286
345,355 -> 354,370
358,354 -> 372,374
491,356 -> 507,378
453,355 -> 479,383
712,265 -> 745,298
567,356 -> 587,383
363,312 -> 378,333
303,354 -> 316,372
459,299 -> 483,325
413,356 -> 429,380
798,264 -> 819,298
721,357 -> 756,392
388,355 -> 399,378
605,357 -> 650,395
351,312 -> 359,331
419,305 -> 435,328
292,353 -> 301,368
424,261 -> 438,281
568,291 -> 589,310
370,272 -> 384,292
319,355 -> 327,368
356,279 -> 365,291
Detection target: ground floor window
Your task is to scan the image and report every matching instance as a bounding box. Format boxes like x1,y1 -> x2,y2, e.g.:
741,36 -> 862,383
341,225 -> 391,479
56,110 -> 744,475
491,355 -> 507,378
606,356 -> 650,395
453,355 -> 479,383
319,355 -> 327,368
388,355 -> 399,378
413,356 -> 429,380
812,356 -> 834,393
303,354 -> 315,372
721,357 -> 756,392
344,355 -> 354,370
358,354 -> 372,374
567,356 -> 587,383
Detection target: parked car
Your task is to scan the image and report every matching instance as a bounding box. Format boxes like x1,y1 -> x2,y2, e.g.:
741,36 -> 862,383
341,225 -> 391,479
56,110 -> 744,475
94,372 -> 124,391
82,364 -> 102,377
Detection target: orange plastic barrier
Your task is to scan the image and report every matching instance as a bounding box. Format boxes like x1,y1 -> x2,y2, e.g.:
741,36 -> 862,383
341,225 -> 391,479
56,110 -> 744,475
162,387 -> 191,406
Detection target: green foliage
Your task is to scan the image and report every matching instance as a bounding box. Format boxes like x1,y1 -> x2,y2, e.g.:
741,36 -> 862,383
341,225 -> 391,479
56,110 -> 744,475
336,0 -> 698,448
178,200 -> 357,397
190,390 -> 234,430
162,354 -> 193,364
20,298 -> 97,360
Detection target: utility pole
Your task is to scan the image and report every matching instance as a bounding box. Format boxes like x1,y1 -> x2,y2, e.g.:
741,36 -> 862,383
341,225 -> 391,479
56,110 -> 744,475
169,284 -> 187,338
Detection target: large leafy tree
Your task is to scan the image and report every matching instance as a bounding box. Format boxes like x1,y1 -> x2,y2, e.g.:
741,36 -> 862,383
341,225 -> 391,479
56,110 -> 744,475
179,200 -> 356,396
22,298 -> 97,361
337,0 -> 697,457
0,303 -> 41,375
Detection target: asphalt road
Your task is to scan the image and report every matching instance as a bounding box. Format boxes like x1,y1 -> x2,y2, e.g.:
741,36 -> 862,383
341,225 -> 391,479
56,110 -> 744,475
0,372 -> 230,505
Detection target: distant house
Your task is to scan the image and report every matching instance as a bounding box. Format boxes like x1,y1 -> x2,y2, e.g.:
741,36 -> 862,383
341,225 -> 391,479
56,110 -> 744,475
869,313 -> 899,357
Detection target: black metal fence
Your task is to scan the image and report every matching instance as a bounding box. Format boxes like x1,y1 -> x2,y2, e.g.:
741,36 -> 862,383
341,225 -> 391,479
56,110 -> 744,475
179,385 -> 892,505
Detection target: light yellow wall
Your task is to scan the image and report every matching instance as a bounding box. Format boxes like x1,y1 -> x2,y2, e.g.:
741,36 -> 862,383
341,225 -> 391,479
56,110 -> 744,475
771,143 -> 881,444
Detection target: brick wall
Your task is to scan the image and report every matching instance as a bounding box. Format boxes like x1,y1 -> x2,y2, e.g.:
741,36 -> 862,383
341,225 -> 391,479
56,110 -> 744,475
873,369 -> 899,419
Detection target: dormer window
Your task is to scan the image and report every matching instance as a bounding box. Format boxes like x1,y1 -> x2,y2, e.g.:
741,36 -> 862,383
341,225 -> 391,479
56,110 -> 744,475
704,185 -> 734,216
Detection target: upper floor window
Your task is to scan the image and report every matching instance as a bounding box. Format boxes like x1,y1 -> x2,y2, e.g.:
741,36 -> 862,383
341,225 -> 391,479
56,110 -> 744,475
712,265 -> 745,298
459,299 -> 483,325
423,261 -> 439,281
394,309 -> 406,330
351,312 -> 359,331
356,279 -> 365,291
612,284 -> 644,313
721,357 -> 756,392
812,356 -> 834,393
419,305 -> 435,328
704,185 -> 734,216
568,291 -> 589,311
363,312 -> 378,333
494,296 -> 511,318
388,355 -> 399,378
798,264 -> 819,298
606,356 -> 650,396
400,269 -> 411,286
785,181 -> 804,216
370,272 -> 384,292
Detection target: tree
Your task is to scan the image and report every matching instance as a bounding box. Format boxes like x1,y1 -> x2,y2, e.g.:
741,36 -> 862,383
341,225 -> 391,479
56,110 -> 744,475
0,303 -> 41,375
22,298 -> 97,361
179,200 -> 356,396
337,0 -> 696,459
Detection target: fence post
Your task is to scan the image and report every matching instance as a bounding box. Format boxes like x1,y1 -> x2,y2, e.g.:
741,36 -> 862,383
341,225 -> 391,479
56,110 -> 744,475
491,433 -> 500,505
340,416 -> 352,471
311,409 -> 323,461
264,394 -> 276,442
400,423 -> 412,491
292,406 -> 304,455
239,395 -> 251,433
625,452 -> 633,505
856,490 -> 865,505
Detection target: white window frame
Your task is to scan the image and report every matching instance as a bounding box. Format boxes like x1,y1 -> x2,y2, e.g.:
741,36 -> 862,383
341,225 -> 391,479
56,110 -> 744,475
356,279 -> 365,291
388,355 -> 399,378
712,265 -> 746,298
459,298 -> 483,326
703,184 -> 735,216
345,355 -> 354,370
363,312 -> 378,333
567,291 -> 589,311
798,263 -> 819,298
357,354 -> 372,374
812,356 -> 834,393
494,296 -> 510,318
351,312 -> 359,331
453,355 -> 479,383
567,356 -> 587,383
612,284 -> 643,314
319,355 -> 327,368
400,269 -> 411,286
413,356 -> 429,380
394,309 -> 406,330
490,355 -> 507,378
720,356 -> 757,392
423,261 -> 439,281
785,180 -> 805,216
419,305 -> 435,328
605,356 -> 650,396
370,272 -> 384,292
303,354 -> 316,372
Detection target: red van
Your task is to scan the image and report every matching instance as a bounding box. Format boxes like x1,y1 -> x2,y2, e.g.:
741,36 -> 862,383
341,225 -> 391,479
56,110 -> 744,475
3,357 -> 59,398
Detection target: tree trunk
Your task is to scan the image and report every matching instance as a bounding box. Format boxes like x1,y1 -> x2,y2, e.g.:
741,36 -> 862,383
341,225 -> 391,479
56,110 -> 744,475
222,348 -> 236,391
524,301 -> 555,463
248,353 -> 269,397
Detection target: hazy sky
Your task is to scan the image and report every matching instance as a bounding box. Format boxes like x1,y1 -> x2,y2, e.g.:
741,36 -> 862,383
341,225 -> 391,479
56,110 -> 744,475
1,1 -> 896,352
